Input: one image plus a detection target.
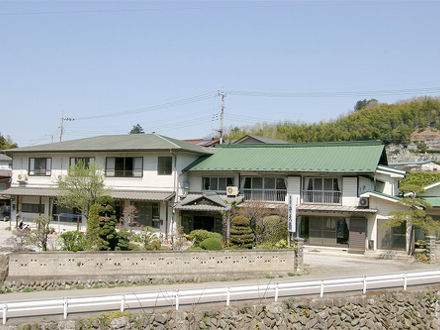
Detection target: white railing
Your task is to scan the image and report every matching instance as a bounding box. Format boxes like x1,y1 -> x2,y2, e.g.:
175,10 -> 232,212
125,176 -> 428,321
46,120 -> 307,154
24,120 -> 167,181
302,190 -> 342,204
1,270 -> 440,324
242,189 -> 287,202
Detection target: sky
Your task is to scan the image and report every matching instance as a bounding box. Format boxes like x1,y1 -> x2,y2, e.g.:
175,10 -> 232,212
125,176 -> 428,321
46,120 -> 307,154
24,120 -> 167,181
1,0 -> 440,147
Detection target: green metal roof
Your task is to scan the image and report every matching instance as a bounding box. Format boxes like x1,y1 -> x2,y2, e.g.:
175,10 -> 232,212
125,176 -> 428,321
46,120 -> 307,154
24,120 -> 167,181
421,197 -> 440,207
186,141 -> 386,173
7,134 -> 213,154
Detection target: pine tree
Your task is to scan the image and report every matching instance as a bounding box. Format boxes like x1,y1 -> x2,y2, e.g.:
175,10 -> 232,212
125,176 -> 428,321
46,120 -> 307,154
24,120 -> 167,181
230,216 -> 254,249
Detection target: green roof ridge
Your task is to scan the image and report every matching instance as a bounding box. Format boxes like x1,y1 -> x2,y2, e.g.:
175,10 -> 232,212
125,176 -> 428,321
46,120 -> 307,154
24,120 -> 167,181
217,140 -> 383,148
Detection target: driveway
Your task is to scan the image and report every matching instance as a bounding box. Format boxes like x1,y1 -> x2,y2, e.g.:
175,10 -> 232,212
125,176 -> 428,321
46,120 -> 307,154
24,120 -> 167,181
303,249 -> 439,279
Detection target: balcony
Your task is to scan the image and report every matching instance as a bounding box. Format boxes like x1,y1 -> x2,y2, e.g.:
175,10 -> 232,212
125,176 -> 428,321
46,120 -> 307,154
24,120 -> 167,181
242,189 -> 287,202
302,190 -> 342,204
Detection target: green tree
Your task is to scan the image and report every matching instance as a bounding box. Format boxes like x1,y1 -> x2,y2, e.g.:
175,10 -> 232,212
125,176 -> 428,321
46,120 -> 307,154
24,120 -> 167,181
0,134 -> 17,150
96,196 -> 120,251
385,185 -> 440,255
129,124 -> 145,134
354,98 -> 378,111
57,160 -> 106,217
229,215 -> 254,249
87,204 -> 101,250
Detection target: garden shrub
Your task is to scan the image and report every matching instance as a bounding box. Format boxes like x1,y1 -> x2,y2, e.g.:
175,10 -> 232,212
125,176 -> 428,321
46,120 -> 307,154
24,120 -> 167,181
60,231 -> 87,252
200,237 -> 222,250
142,227 -> 161,250
230,216 -> 254,249
257,239 -> 290,250
189,230 -> 222,247
256,215 -> 288,245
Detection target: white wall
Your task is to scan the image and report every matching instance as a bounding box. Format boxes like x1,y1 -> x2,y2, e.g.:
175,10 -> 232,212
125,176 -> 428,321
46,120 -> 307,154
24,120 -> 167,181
286,176 -> 301,203
342,177 -> 358,206
11,151 -> 200,193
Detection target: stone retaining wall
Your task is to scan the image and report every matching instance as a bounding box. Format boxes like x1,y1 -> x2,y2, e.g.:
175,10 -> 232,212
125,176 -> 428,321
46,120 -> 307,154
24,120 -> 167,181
6,287 -> 439,329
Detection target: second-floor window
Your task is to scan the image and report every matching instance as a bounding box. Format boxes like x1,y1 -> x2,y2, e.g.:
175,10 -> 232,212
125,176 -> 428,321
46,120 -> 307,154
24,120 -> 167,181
29,158 -> 51,176
202,177 -> 234,192
105,157 -> 143,177
303,177 -> 341,204
157,157 -> 172,175
69,157 -> 95,168
241,177 -> 287,201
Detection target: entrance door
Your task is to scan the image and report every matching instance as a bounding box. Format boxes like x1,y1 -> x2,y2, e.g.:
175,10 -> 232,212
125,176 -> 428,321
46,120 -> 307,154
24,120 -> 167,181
193,216 -> 215,232
349,218 -> 366,254
309,217 -> 337,246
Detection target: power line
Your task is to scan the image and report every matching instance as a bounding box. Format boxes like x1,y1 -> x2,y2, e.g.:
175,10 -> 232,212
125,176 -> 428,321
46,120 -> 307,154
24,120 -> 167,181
227,87 -> 440,98
1,0 -> 439,16
73,92 -> 217,121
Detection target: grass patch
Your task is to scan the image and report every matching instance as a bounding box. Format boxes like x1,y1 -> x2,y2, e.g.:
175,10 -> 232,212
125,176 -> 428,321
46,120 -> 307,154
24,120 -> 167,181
75,285 -> 85,290
4,227 -> 11,231
265,275 -> 275,279
22,288 -> 33,293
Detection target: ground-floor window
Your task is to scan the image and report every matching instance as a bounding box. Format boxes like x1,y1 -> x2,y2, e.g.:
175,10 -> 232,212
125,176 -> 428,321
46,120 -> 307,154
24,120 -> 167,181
132,202 -> 160,228
52,202 -> 81,223
181,213 -> 222,234
377,219 -> 406,251
300,216 -> 349,247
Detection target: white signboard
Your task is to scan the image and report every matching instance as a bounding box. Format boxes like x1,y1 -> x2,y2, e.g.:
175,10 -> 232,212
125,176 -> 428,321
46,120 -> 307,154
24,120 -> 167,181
288,194 -> 296,233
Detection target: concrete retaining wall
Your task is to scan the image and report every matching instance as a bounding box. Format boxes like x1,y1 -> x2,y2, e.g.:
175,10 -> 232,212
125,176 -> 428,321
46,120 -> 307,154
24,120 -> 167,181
7,249 -> 295,281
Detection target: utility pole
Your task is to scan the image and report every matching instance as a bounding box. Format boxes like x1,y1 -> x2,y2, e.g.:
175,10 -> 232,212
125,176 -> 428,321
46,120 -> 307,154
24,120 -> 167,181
218,89 -> 225,144
59,116 -> 75,142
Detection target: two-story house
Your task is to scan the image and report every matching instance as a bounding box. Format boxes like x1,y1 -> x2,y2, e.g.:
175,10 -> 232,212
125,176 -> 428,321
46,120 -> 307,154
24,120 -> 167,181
179,141 -> 406,253
5,134 -> 212,236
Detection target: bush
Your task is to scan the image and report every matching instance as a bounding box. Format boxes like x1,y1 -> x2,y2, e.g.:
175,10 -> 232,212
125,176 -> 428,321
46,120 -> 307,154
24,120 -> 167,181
142,227 -> 161,250
189,230 -> 222,247
256,215 -> 288,245
60,231 -> 87,252
257,239 -> 290,250
230,216 -> 254,249
200,238 -> 222,250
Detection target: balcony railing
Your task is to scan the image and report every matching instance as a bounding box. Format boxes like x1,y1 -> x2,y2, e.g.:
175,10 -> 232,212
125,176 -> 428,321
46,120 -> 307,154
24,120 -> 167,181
242,189 -> 287,202
302,190 -> 342,204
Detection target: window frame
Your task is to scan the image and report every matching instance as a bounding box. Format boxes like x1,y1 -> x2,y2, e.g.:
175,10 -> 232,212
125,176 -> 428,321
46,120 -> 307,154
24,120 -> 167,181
105,157 -> 143,178
21,203 -> 45,214
69,157 -> 95,168
28,157 -> 52,176
202,176 -> 235,192
157,156 -> 173,176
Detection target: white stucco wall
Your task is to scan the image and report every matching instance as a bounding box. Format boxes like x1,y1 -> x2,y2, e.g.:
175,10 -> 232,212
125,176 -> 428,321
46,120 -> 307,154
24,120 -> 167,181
342,177 -> 358,206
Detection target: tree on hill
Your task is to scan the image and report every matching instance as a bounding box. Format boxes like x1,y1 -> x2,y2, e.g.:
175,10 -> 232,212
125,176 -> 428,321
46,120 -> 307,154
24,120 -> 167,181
129,124 -> 145,134
354,98 -> 378,111
0,134 -> 17,150
225,97 -> 440,145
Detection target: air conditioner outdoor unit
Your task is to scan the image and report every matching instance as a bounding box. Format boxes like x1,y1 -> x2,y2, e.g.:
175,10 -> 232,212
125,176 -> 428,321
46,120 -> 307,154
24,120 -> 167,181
358,197 -> 369,208
226,186 -> 239,197
17,174 -> 28,182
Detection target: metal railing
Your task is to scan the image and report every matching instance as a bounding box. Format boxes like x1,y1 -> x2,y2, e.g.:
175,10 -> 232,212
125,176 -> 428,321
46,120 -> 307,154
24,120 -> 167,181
1,270 -> 440,324
302,190 -> 342,204
242,189 -> 287,202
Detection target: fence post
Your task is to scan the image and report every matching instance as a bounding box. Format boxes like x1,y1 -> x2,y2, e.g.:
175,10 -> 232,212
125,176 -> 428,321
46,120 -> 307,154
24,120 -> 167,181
120,295 -> 125,312
175,291 -> 179,311
294,238 -> 304,272
2,305 -> 6,325
320,281 -> 324,298
63,298 -> 68,319
226,288 -> 230,307
403,274 -> 407,291
275,283 -> 279,302
363,276 -> 367,294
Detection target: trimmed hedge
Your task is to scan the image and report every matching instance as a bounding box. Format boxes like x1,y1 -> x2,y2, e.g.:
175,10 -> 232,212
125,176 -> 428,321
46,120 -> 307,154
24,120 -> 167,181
200,238 -> 223,250
230,216 -> 254,249
189,230 -> 222,247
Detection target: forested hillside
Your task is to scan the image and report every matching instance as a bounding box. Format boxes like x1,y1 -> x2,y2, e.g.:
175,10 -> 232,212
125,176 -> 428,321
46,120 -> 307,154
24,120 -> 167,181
226,97 -> 440,145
